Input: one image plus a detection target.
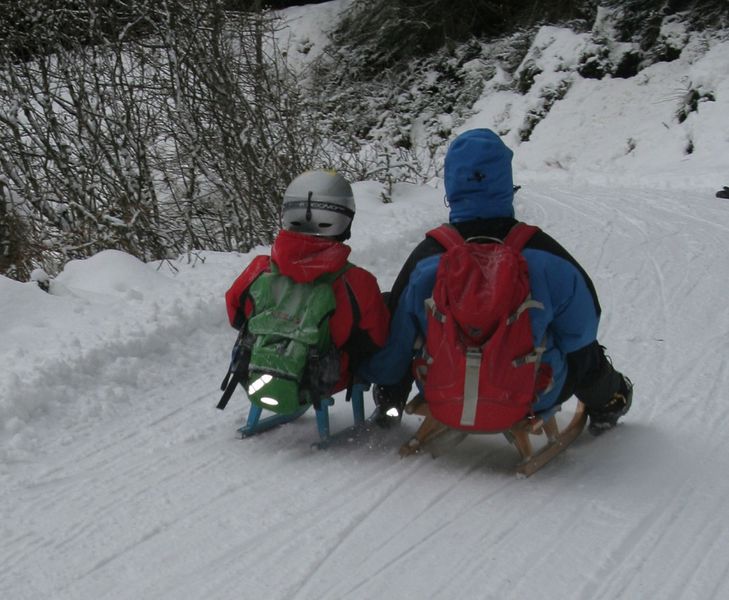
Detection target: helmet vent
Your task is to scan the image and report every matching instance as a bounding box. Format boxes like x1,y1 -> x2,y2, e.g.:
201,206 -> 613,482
306,191 -> 313,221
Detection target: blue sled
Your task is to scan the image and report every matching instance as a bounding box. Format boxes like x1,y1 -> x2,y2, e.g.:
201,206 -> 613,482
237,383 -> 368,446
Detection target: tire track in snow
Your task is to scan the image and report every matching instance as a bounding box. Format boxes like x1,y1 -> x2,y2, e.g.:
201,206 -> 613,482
303,447 -> 523,600
287,460 -> 431,600
528,185 -> 729,433
577,475 -> 727,600
613,190 -> 729,430
5,184 -> 729,600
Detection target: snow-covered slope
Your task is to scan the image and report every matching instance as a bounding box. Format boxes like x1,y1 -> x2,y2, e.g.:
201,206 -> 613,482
475,26 -> 729,190
3,178 -> 729,599
2,3 -> 729,599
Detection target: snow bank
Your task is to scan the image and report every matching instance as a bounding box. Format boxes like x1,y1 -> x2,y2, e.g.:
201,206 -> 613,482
0,252 -> 242,459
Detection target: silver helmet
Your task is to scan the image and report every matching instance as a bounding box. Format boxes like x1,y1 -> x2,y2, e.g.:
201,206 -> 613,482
281,170 -> 355,237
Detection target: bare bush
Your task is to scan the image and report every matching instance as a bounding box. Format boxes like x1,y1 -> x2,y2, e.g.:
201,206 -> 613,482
0,0 -> 322,278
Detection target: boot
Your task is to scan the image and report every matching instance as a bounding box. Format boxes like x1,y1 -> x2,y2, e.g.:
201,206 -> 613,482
587,376 -> 633,436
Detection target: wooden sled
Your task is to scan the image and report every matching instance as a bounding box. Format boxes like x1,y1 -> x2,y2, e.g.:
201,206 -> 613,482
399,395 -> 587,477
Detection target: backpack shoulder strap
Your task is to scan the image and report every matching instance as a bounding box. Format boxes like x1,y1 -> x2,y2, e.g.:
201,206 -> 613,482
503,223 -> 540,252
339,267 -> 361,327
324,262 -> 359,329
316,261 -> 352,285
426,224 -> 464,250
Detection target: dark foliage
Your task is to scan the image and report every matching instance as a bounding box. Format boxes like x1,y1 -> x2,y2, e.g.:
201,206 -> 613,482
333,0 -> 729,77
332,0 -> 593,76
1,1 -> 326,63
605,0 -> 729,45
0,0 -> 165,62
224,0 -> 331,7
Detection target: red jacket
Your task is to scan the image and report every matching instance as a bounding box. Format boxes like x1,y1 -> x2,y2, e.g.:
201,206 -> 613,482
225,229 -> 390,393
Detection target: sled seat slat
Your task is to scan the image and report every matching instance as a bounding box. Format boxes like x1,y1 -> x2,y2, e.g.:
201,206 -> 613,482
400,396 -> 587,476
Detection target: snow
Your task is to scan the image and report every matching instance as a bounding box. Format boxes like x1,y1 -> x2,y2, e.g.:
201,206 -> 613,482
2,4 -> 729,599
468,28 -> 729,190
272,0 -> 355,71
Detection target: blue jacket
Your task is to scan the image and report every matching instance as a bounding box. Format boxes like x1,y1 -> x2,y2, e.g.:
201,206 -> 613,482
358,129 -> 601,413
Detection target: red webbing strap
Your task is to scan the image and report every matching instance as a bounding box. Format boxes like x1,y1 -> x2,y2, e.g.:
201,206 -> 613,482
503,223 -> 540,252
425,224 -> 464,251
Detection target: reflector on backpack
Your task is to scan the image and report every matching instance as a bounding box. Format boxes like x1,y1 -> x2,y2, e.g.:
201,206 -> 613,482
462,348 -> 482,427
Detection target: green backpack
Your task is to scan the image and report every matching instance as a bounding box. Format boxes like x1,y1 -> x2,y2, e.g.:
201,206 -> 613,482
219,263 -> 348,415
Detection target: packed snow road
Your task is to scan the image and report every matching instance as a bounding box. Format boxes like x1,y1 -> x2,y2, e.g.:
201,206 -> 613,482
2,182 -> 729,600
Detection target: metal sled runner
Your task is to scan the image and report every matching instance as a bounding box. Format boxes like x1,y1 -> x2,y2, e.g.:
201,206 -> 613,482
399,395 -> 587,477
237,383 -> 368,448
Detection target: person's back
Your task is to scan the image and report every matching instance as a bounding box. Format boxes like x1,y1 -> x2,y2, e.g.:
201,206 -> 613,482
225,170 -> 389,411
359,129 -> 632,435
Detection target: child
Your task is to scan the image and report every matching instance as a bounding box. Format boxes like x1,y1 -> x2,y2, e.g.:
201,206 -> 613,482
225,170 -> 389,404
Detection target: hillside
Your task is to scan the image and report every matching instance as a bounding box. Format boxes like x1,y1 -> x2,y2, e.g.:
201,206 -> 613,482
284,0 -> 728,191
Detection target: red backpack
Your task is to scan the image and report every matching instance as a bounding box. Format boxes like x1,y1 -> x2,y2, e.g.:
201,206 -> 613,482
419,223 -> 547,432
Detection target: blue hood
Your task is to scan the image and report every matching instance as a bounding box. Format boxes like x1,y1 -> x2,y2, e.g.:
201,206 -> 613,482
444,129 -> 515,222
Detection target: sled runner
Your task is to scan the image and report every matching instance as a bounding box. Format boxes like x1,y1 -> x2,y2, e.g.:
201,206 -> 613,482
399,395 -> 587,477
238,383 -> 372,448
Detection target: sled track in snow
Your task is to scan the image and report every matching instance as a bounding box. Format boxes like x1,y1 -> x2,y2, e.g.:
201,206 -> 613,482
4,184 -> 729,599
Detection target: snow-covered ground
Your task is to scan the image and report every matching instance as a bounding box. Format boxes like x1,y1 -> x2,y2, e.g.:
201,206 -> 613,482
3,3 -> 729,599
